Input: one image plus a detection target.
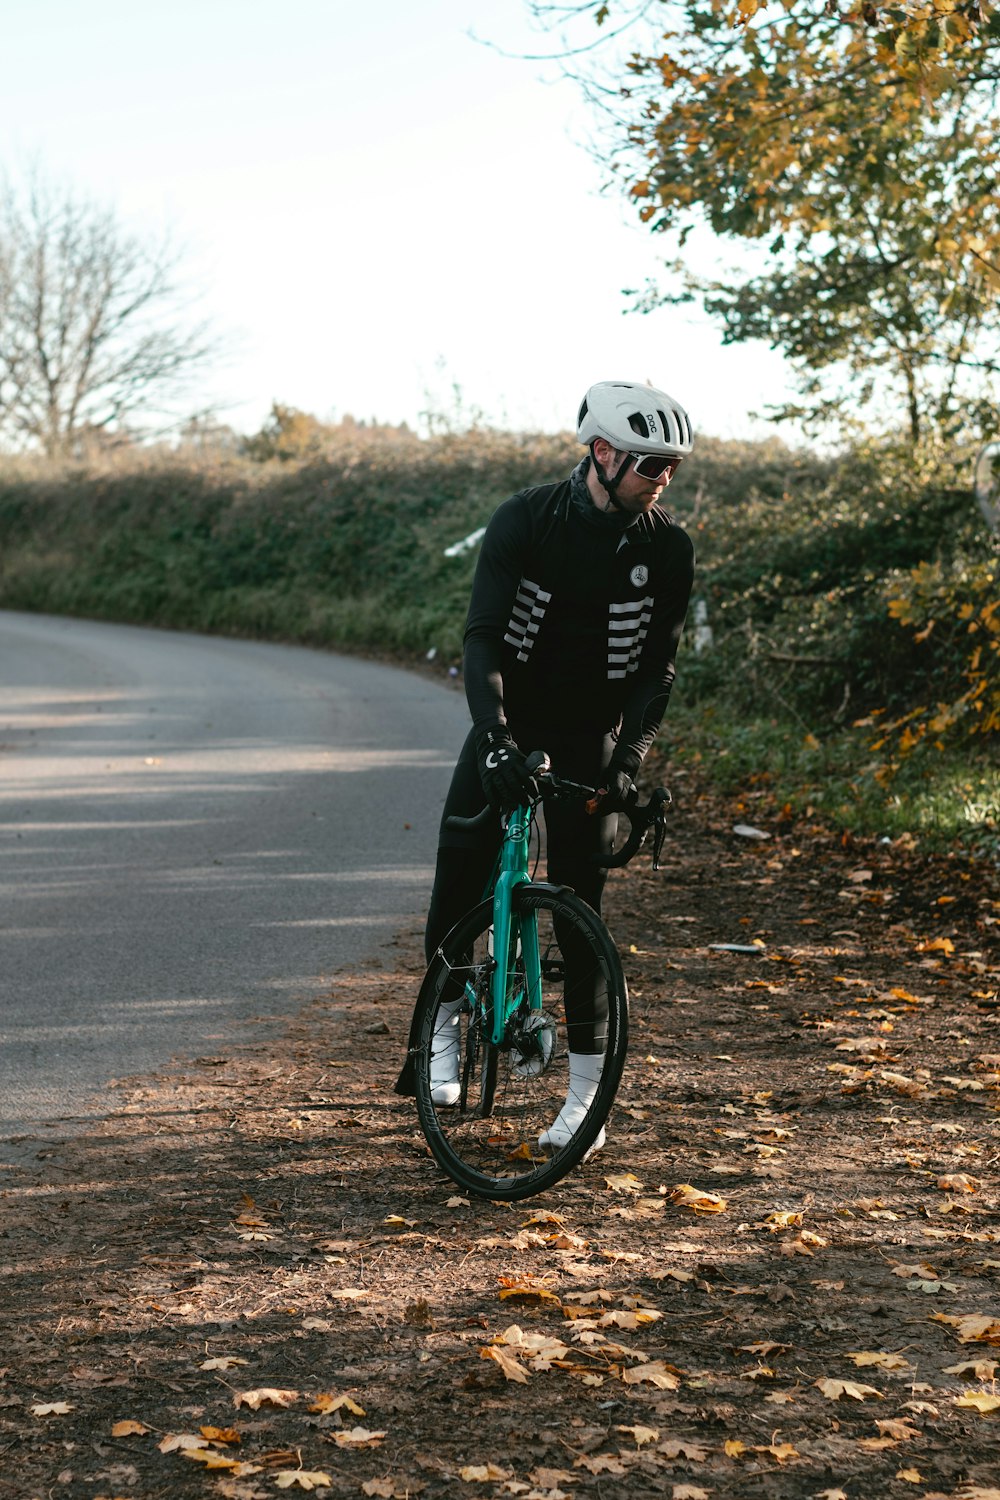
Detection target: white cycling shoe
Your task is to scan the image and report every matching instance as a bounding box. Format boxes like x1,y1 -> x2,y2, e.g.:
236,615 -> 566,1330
429,1001 -> 463,1106
539,1052 -> 606,1154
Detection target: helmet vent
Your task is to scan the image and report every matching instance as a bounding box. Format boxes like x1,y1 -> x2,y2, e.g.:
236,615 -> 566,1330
628,412 -> 650,438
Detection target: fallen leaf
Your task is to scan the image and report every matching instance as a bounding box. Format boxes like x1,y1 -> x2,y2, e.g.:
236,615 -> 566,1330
896,1470 -> 922,1484
757,1442 -> 800,1463
331,1427 -> 386,1447
459,1462 -> 512,1481
815,1378 -> 883,1401
876,1419 -> 920,1440
200,1356 -> 248,1371
308,1392 -> 365,1416
30,1402 -> 74,1416
931,1313 -> 1000,1344
182,1451 -> 243,1471
200,1425 -> 241,1444
529,1467 -> 577,1488
575,1455 -> 627,1475
621,1360 -> 681,1390
670,1183 -> 727,1213
955,1392 -> 1000,1414
658,1439 -> 708,1460
604,1173 -> 644,1193
273,1474 -> 332,1491
498,1284 -> 561,1305
724,1439 -> 749,1456
616,1424 -> 659,1447
233,1388 -> 299,1410
943,1359 -> 998,1379
111,1419 -> 148,1436
937,1174 -> 980,1192
846,1352 -> 911,1370
159,1433 -> 209,1454
672,1487 -> 709,1500
481,1345 -> 529,1384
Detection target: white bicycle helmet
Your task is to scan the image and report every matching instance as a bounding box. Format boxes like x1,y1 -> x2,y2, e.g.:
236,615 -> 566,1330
577,380 -> 693,457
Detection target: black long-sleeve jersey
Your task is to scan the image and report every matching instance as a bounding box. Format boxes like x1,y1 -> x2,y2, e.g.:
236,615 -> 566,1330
463,466 -> 695,773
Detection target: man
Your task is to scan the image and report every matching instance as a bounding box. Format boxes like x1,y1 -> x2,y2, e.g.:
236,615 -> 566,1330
398,380 -> 695,1148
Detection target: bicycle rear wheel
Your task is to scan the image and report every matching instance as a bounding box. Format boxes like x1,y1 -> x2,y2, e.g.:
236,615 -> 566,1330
413,884 -> 628,1200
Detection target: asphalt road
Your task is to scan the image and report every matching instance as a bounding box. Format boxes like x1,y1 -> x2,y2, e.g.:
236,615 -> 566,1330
0,612 -> 470,1155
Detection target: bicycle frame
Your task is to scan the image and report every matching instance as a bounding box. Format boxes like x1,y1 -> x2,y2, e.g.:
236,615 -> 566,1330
486,801 -> 542,1045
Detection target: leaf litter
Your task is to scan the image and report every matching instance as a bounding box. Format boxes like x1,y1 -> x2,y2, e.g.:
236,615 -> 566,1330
1,764 -> 997,1497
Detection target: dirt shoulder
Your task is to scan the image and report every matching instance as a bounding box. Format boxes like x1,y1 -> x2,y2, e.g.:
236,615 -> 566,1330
2,768 -> 998,1500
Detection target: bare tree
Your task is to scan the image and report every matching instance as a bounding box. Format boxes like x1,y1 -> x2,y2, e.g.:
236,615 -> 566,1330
0,170 -> 214,455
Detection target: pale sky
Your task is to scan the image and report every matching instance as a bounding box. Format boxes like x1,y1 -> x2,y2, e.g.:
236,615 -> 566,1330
1,0 -> 798,441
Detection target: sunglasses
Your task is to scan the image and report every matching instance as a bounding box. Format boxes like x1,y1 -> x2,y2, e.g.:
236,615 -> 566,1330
630,452 -> 682,481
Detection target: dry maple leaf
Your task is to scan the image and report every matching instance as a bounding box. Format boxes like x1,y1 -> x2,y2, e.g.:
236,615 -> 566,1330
876,1419 -> 920,1440
815,1378 -> 883,1401
724,1438 -> 749,1457
361,1483 -> 397,1499
182,1451 -> 243,1471
656,1438 -> 708,1461
498,1284 -> 561,1305
200,1356 -> 248,1370
481,1345 -> 530,1384
604,1172 -> 643,1193
758,1441 -> 800,1463
308,1392 -> 365,1415
575,1455 -> 627,1475
670,1183 -> 727,1213
30,1402 -> 74,1417
598,1308 -> 661,1330
937,1173 -> 980,1192
110,1419 -> 147,1437
621,1360 -> 681,1390
764,1210 -> 803,1230
530,1467 -> 577,1488
931,1313 -> 1000,1344
816,1491 -> 848,1500
459,1462 -> 512,1481
616,1424 -> 659,1447
673,1487 -> 710,1500
847,1351 -> 911,1370
232,1388 -> 299,1410
896,1470 -> 923,1484
273,1473 -> 332,1491
955,1392 -> 1000,1414
944,1358 -> 998,1379
331,1427 -> 386,1448
200,1425 -> 241,1444
159,1433 -> 209,1453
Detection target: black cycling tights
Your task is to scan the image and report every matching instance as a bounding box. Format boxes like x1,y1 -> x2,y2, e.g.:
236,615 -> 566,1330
424,727 -> 619,1054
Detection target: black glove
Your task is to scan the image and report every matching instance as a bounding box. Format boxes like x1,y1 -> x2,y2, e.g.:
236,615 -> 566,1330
476,728 -> 538,811
592,767 -> 638,814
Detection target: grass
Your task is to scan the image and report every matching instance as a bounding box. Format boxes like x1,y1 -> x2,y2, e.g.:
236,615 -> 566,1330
664,700 -> 1000,855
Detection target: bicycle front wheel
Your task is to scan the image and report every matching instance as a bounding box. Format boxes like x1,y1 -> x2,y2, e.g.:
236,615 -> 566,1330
413,883 -> 628,1200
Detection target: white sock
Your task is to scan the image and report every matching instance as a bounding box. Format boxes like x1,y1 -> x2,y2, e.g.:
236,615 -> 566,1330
430,999 -> 463,1106
539,1051 -> 606,1152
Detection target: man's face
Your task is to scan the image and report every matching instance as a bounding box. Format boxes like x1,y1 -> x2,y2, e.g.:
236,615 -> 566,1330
606,449 -> 676,514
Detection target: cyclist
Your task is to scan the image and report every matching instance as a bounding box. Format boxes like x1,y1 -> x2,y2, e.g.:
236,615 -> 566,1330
397,380 -> 695,1151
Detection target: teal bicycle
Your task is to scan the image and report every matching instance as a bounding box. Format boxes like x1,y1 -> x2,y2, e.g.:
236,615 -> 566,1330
410,753 -> 669,1200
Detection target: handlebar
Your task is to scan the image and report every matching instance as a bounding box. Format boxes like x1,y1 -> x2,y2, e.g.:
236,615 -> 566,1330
443,751 -> 672,871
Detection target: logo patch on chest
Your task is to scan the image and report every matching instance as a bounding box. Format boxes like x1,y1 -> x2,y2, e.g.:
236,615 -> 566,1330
629,563 -> 649,588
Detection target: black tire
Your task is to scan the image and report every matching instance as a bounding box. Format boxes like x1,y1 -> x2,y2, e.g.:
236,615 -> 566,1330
413,883 -> 628,1200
